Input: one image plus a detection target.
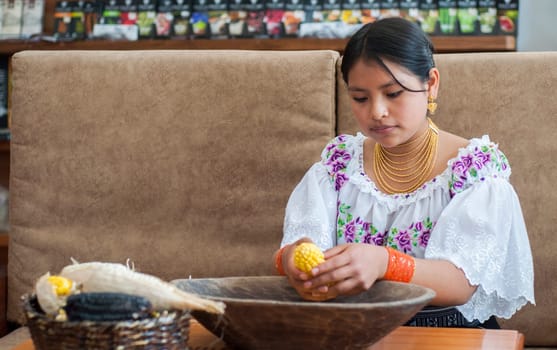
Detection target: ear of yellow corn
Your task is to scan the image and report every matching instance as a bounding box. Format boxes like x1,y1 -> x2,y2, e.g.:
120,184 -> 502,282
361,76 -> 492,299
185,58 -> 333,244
294,242 -> 325,274
47,275 -> 75,296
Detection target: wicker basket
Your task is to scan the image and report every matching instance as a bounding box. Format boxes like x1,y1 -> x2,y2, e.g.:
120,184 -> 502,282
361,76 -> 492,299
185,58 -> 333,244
22,294 -> 191,350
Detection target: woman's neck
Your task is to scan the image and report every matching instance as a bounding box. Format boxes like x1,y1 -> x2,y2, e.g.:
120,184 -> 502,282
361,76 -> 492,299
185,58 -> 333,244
372,118 -> 439,194
381,119 -> 433,160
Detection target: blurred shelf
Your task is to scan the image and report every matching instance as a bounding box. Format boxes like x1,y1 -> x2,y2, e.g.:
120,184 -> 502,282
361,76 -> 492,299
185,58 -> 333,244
432,35 -> 516,53
0,35 -> 516,55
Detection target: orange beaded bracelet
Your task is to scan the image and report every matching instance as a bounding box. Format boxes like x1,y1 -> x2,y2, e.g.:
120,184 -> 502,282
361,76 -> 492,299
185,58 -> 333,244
275,246 -> 287,276
383,247 -> 415,283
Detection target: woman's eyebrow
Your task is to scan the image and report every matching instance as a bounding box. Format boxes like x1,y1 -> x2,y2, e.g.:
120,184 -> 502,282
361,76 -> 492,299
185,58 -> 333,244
347,87 -> 368,92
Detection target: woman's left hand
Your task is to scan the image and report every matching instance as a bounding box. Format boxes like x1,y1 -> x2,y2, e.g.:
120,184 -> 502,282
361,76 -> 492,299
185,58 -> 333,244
303,243 -> 388,299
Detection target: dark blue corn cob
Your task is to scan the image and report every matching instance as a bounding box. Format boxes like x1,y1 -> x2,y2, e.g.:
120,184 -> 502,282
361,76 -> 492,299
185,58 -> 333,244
64,292 -> 153,322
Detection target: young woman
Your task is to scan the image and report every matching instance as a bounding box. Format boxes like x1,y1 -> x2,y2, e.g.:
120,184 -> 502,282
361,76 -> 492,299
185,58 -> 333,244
274,17 -> 534,328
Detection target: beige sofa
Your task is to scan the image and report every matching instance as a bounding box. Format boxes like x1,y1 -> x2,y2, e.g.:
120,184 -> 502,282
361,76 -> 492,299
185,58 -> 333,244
0,50 -> 555,349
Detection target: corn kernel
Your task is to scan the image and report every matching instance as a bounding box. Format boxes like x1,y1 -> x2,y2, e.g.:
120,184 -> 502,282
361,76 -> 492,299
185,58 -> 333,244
47,275 -> 74,296
294,242 -> 325,274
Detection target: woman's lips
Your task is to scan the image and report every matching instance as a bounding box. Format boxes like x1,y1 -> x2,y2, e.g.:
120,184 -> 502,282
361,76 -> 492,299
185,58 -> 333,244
371,125 -> 395,134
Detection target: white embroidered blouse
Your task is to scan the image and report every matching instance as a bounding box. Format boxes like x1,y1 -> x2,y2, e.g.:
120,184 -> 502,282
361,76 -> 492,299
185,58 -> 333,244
281,133 -> 535,323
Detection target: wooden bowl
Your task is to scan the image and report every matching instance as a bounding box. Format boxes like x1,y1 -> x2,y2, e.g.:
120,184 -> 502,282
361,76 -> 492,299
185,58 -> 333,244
173,276 -> 435,350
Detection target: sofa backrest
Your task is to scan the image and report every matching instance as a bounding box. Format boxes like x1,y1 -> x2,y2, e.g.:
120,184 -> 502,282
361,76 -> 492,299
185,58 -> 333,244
337,52 -> 557,347
8,50 -> 556,347
8,50 -> 338,323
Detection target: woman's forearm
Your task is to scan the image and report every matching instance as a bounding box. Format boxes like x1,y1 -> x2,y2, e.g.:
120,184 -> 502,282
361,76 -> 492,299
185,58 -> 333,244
412,258 -> 477,306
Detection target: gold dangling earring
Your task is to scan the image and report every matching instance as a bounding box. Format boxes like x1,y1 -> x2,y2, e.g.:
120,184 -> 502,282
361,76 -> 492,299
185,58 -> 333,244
427,95 -> 437,116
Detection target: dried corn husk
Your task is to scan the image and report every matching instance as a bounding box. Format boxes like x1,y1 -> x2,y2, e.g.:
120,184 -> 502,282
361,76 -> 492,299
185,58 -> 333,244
59,260 -> 225,314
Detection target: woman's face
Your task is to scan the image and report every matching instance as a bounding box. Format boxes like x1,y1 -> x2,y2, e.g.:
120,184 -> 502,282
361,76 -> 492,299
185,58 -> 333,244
346,58 -> 438,148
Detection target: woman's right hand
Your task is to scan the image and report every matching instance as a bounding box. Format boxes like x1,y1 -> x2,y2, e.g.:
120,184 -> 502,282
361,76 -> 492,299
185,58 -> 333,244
281,238 -> 333,301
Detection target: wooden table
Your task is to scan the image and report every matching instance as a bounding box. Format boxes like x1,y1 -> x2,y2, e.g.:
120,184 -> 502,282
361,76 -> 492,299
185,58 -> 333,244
12,320 -> 524,350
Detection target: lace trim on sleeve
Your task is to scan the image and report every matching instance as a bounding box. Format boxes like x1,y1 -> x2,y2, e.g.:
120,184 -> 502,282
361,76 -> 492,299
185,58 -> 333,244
425,178 -> 535,322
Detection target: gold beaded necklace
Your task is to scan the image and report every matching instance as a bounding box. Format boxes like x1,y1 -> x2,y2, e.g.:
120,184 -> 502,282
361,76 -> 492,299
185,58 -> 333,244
373,118 -> 439,194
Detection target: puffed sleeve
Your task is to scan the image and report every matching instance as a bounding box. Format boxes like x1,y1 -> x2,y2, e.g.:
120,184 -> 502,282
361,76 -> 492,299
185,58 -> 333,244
425,137 -> 535,322
281,135 -> 356,251
281,163 -> 338,251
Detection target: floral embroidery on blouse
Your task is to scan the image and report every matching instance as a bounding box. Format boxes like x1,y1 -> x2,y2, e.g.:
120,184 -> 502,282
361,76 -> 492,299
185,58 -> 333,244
323,135 -> 352,191
449,142 -> 510,197
337,202 -> 386,245
337,201 -> 436,254
385,218 -> 434,254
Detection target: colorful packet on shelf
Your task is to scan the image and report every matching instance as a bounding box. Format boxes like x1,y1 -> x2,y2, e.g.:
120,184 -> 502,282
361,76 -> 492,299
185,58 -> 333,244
245,0 -> 266,37
457,0 -> 478,34
496,0 -> 517,35
1,0 -> 24,39
191,0 -> 210,37
341,0 -> 363,36
298,0 -> 324,38
53,0 -> 73,40
171,0 -> 191,38
228,0 -> 248,37
137,0 -> 157,38
438,0 -> 457,34
379,0 -> 399,19
360,0 -> 380,24
301,0 -> 353,39
21,0 -> 45,38
70,0 -> 85,39
207,0 -> 228,39
102,0 -> 121,24
322,0 -> 341,21
119,0 -> 138,25
156,0 -> 173,38
264,0 -> 285,37
400,0 -> 420,24
477,0 -> 496,34
418,0 -> 438,34
341,0 -> 361,24
83,0 -> 101,39
282,0 -> 304,36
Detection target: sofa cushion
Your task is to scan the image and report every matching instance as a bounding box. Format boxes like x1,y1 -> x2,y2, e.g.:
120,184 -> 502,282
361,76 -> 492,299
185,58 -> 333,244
8,50 -> 339,323
337,52 -> 557,347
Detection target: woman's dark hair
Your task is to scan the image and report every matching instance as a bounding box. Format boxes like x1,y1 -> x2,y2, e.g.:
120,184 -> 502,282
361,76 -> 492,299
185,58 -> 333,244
341,17 -> 436,92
